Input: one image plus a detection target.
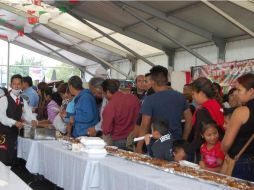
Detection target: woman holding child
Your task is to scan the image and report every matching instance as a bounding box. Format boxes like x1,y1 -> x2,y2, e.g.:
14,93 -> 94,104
186,77 -> 224,160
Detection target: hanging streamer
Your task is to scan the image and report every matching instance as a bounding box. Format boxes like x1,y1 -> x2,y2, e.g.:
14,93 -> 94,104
0,34 -> 8,39
27,10 -> 38,24
28,17 -> 38,25
69,0 -> 78,4
17,30 -> 24,36
32,0 -> 41,6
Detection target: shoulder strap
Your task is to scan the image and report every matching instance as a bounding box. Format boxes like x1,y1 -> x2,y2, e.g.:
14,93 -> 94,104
235,133 -> 254,160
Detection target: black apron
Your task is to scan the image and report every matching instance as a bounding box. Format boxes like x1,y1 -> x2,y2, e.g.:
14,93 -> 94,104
0,94 -> 23,166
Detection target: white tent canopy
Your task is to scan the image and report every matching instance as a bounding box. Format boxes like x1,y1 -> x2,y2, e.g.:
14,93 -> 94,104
0,0 -> 253,78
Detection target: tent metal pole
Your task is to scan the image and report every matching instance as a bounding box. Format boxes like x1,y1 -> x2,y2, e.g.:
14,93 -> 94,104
7,42 -> 10,87
43,27 -> 129,78
69,9 -> 155,67
202,0 -> 254,38
27,35 -> 96,77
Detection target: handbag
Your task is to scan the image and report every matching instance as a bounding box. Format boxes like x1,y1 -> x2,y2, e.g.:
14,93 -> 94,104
220,133 -> 254,176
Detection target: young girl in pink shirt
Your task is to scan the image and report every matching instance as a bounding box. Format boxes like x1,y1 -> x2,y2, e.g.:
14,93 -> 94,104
199,120 -> 225,172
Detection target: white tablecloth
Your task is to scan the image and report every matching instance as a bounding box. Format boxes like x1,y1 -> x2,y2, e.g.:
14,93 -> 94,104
0,162 -> 32,190
17,137 -> 222,190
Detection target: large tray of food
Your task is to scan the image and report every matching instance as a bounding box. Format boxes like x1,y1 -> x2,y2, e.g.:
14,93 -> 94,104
106,146 -> 254,190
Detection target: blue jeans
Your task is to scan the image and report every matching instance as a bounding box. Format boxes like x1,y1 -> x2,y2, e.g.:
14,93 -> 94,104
232,155 -> 254,182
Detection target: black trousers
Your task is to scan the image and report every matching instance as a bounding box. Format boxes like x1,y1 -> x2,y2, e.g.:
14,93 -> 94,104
0,133 -> 18,166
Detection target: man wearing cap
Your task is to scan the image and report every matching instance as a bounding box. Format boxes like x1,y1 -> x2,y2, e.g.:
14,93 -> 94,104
0,74 -> 37,166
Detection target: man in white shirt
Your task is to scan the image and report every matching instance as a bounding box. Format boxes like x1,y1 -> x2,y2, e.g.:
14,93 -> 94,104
0,74 -> 37,166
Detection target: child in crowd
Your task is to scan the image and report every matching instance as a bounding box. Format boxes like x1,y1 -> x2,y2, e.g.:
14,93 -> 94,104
223,107 -> 236,130
144,119 -> 173,161
199,120 -> 225,172
172,139 -> 188,162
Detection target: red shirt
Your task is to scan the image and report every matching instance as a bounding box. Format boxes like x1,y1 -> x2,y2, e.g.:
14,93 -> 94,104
102,91 -> 140,141
200,141 -> 225,168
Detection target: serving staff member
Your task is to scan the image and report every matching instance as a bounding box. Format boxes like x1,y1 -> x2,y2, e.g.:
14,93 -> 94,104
0,74 -> 37,166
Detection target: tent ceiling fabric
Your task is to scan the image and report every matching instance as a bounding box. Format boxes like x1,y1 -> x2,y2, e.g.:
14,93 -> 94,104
0,0 -> 253,76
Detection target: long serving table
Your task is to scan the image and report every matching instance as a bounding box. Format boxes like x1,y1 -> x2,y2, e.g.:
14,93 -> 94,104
0,161 -> 32,190
17,137 -> 222,190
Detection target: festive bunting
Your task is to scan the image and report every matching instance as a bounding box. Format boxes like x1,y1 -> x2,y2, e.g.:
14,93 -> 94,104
17,30 -> 24,36
39,10 -> 47,16
0,18 -> 6,24
69,0 -> 78,4
58,6 -> 68,13
22,3 -> 32,6
39,12 -> 50,24
32,0 -> 41,6
0,34 -> 8,39
48,9 -> 60,18
28,17 -> 38,24
27,10 -> 36,15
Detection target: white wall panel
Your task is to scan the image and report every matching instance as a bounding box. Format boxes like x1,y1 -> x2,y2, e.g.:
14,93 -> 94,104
226,38 -> 254,62
111,59 -> 132,79
136,54 -> 168,75
171,71 -> 186,93
109,38 -> 254,80
174,45 -> 218,71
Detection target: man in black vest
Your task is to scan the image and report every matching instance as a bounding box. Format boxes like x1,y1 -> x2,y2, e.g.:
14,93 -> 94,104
0,74 -> 37,166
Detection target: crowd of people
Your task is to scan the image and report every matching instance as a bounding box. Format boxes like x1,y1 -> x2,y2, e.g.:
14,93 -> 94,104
0,65 -> 253,182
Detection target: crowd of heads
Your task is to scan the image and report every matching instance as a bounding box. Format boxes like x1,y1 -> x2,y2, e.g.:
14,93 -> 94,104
5,66 -> 254,179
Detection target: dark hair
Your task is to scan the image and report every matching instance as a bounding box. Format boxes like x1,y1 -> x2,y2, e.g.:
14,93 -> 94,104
191,77 -> 215,99
37,82 -> 48,91
145,73 -> 151,77
237,73 -> 254,90
45,87 -> 53,97
11,74 -> 23,84
223,88 -> 237,103
37,82 -> 48,102
201,120 -> 219,135
57,83 -> 68,94
112,79 -> 120,88
45,87 -> 62,106
149,65 -> 168,86
228,88 -> 237,96
23,76 -> 33,87
166,82 -> 171,87
184,84 -> 191,87
101,79 -> 119,94
212,82 -> 222,93
152,119 -> 169,136
68,76 -> 83,90
89,77 -> 104,88
172,139 -> 188,153
66,86 -> 70,94
0,87 -> 8,95
224,107 -> 236,117
222,94 -> 228,103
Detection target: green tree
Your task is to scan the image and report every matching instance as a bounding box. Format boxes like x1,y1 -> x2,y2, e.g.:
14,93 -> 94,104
45,65 -> 80,82
9,56 -> 43,79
